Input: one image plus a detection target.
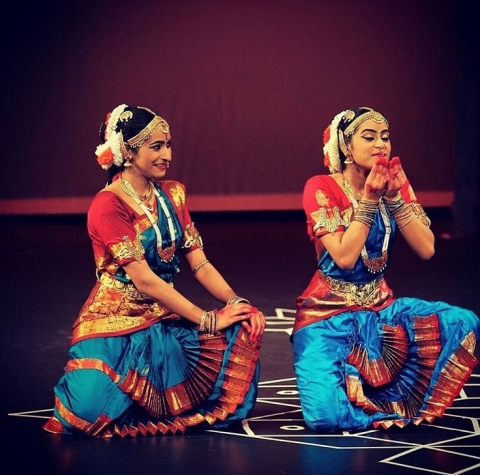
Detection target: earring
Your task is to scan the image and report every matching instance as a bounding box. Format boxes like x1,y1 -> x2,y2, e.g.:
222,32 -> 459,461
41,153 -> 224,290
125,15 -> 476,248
344,154 -> 353,165
124,157 -> 133,168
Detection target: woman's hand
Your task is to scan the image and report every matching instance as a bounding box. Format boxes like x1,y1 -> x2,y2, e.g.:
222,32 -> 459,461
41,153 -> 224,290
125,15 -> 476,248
363,157 -> 389,201
240,306 -> 266,343
216,303 -> 266,342
385,156 -> 408,198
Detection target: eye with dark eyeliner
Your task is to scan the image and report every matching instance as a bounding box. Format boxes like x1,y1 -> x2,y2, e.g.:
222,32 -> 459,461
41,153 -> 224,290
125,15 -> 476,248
362,134 -> 389,142
150,141 -> 172,150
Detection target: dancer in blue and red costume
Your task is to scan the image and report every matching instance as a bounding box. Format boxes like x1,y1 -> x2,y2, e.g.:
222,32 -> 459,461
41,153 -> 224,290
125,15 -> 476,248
44,104 -> 265,438
291,107 -> 480,431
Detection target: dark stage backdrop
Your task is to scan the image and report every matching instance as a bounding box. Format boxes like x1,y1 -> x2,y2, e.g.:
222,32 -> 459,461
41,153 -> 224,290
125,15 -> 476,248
2,0 -> 476,212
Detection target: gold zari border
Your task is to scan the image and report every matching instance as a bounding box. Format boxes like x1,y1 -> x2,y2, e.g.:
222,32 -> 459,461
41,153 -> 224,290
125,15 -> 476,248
183,223 -> 203,249
111,235 -> 145,263
71,273 -> 171,343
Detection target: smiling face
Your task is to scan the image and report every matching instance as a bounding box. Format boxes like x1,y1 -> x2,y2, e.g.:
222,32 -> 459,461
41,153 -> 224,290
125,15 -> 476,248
130,127 -> 172,180
346,118 -> 391,170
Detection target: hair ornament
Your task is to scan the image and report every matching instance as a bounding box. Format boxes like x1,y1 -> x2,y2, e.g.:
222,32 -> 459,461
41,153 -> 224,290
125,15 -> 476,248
322,107 -> 388,174
343,110 -> 355,122
323,110 -> 348,174
119,110 -> 133,123
95,104 -> 128,170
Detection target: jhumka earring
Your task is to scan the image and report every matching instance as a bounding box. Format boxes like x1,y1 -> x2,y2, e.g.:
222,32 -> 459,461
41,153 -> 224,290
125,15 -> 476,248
124,157 -> 133,168
344,154 -> 353,165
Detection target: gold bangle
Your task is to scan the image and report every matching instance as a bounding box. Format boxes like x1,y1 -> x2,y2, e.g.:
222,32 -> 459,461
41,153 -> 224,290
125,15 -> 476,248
384,192 -> 402,202
227,296 -> 250,305
397,215 -> 415,228
192,259 -> 210,276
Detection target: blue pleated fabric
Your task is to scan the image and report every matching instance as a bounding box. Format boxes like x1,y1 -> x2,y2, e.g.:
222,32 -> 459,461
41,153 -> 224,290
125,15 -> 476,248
292,179 -> 480,432
50,320 -> 260,437
293,297 -> 479,431
44,180 -> 261,437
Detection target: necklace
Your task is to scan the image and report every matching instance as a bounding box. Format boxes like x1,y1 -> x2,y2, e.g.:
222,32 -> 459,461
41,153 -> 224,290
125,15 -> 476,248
341,174 -> 362,201
120,178 -> 176,262
120,177 -> 154,211
341,173 -> 391,273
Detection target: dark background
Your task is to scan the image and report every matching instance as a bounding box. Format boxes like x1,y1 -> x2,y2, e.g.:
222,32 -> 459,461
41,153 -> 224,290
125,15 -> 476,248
2,3 -> 479,470
2,0 -> 478,217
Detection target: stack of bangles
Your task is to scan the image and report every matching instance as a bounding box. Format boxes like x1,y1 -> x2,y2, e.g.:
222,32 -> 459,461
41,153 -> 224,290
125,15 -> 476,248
384,194 -> 414,228
352,200 -> 379,228
198,296 -> 251,335
199,310 -> 217,335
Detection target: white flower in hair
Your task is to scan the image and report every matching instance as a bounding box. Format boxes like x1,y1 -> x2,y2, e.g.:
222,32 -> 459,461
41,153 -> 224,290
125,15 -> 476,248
323,110 -> 348,174
95,104 -> 128,170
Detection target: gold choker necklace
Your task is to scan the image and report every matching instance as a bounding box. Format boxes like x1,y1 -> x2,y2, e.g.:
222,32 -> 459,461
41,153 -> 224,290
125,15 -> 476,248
342,174 -> 362,201
120,177 -> 154,211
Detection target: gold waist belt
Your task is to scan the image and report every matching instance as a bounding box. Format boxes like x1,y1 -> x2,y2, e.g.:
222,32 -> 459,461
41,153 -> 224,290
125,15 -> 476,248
320,271 -> 382,307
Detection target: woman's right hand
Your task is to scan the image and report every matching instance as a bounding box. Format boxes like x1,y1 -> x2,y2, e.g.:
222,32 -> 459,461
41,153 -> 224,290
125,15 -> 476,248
215,303 -> 265,342
364,157 -> 389,201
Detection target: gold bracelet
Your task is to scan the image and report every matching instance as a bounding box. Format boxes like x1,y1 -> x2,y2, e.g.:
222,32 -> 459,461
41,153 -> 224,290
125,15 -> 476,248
384,192 -> 402,202
192,259 -> 210,276
227,296 -> 250,305
397,215 -> 415,228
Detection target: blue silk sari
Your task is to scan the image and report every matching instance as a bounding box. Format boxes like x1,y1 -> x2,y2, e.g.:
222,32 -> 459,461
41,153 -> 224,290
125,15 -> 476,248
292,175 -> 479,432
44,180 -> 261,437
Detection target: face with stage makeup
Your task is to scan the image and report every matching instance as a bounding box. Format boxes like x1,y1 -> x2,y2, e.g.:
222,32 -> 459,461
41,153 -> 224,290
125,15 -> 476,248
127,127 -> 172,181
344,118 -> 391,171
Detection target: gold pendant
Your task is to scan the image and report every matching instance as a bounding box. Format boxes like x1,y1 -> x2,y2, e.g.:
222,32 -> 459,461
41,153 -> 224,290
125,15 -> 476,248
362,251 -> 388,273
158,243 -> 176,262
142,200 -> 154,212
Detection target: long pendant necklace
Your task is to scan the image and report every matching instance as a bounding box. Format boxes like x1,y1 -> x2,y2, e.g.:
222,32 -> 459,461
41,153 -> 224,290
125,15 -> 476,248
120,177 -> 176,262
151,187 -> 176,262
342,174 -> 391,273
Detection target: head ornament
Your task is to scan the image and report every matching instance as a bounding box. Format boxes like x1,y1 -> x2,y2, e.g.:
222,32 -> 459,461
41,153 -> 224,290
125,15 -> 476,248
322,107 -> 387,173
94,105 -> 170,170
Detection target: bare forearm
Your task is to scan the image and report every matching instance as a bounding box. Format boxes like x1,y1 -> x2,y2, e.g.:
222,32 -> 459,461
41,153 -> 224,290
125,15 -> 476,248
193,263 -> 236,303
124,261 -> 204,323
398,217 -> 435,259
384,195 -> 435,259
142,278 -> 205,323
322,220 -> 371,269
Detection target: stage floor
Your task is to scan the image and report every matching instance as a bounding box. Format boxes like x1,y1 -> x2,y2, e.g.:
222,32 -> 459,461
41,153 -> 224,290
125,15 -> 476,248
2,210 -> 479,475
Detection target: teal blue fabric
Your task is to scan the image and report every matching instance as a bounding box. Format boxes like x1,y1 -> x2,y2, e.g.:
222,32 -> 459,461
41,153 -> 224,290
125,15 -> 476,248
53,320 -> 259,434
293,298 -> 479,431
292,204 -> 480,432
49,182 -> 260,436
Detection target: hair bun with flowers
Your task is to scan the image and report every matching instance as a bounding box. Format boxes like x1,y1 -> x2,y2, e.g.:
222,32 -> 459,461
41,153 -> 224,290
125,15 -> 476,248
322,110 -> 348,174
95,104 -> 129,170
